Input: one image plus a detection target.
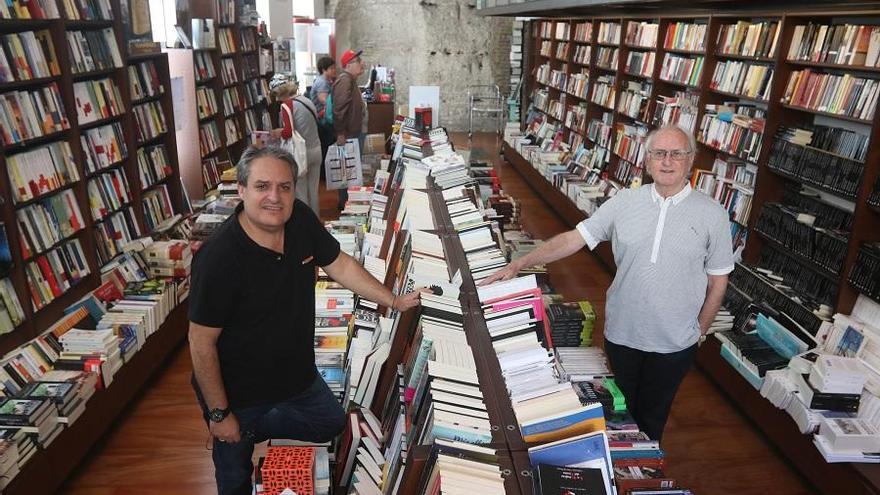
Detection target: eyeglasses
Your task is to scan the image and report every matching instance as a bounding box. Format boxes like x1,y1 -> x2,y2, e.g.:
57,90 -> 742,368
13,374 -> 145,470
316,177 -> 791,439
646,149 -> 693,162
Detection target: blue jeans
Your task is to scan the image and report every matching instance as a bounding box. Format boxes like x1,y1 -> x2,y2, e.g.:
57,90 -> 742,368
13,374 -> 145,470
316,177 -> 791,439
199,376 -> 346,495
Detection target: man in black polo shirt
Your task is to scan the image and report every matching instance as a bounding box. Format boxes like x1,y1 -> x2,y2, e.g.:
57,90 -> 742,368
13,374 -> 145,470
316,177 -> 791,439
188,146 -> 422,495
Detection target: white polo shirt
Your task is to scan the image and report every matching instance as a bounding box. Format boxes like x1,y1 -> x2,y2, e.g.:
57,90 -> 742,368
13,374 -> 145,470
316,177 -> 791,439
576,183 -> 734,353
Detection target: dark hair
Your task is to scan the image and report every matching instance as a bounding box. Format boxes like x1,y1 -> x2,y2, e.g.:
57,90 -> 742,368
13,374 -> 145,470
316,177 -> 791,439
236,146 -> 298,186
317,57 -> 335,74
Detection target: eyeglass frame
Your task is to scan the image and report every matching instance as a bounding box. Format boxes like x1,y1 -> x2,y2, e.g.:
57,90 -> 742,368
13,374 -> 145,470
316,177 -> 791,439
645,149 -> 694,162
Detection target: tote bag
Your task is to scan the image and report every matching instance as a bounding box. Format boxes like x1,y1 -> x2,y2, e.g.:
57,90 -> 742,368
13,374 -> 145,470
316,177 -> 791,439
280,102 -> 308,179
324,138 -> 363,190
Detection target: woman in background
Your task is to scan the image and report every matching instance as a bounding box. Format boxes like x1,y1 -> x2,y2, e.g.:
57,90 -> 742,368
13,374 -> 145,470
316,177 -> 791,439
269,74 -> 322,217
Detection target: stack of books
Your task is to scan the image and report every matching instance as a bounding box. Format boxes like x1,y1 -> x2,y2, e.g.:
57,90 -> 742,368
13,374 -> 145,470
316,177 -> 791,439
57,328 -> 122,388
0,429 -> 34,484
18,380 -> 85,426
555,347 -> 612,382
548,301 -> 596,346
0,397 -> 61,449
142,240 -> 193,279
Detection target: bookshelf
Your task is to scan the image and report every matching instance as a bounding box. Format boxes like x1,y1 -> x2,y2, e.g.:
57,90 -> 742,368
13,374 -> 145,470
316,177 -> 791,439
189,2 -> 274,194
507,9 -> 880,494
513,10 -> 880,317
0,0 -> 188,492
0,4 -> 184,357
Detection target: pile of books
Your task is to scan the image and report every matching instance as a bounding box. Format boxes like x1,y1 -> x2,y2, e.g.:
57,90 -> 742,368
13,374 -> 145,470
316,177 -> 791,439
142,240 -> 193,279
0,398 -> 60,449
19,380 -> 86,426
548,301 -> 596,346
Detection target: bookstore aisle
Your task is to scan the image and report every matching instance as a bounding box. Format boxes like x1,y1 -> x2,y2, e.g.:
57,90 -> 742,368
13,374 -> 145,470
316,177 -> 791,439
60,133 -> 816,494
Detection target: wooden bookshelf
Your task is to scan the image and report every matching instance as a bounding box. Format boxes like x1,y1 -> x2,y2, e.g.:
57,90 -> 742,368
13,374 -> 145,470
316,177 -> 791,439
510,9 -> 880,494
515,10 -> 880,313
0,0 -> 189,491
0,6 -> 185,358
187,2 -> 275,193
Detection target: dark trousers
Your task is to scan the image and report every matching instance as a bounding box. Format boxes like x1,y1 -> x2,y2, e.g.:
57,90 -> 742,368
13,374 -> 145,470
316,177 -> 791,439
603,339 -> 698,442
196,375 -> 346,495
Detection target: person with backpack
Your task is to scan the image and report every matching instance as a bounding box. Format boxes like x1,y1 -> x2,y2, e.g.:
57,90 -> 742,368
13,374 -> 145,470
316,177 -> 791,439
269,74 -> 323,217
309,57 -> 338,186
331,49 -> 368,211
309,57 -> 336,121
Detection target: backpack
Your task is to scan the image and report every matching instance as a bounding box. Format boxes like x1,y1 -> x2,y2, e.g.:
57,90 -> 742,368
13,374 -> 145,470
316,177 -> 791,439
320,93 -> 333,126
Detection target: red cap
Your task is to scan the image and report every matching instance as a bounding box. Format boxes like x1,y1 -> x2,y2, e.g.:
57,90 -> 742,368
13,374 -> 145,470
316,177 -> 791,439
340,49 -> 363,67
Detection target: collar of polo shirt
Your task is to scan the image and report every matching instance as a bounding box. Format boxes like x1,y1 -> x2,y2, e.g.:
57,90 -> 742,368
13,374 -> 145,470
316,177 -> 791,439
650,182 -> 692,205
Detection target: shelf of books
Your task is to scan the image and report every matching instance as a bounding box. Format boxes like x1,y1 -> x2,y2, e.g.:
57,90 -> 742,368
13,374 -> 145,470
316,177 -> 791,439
0,0 -> 190,491
507,10 -> 880,494
191,2 -> 273,194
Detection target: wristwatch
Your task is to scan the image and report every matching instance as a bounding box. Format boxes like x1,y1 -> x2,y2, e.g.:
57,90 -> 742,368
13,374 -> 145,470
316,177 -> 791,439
208,407 -> 231,423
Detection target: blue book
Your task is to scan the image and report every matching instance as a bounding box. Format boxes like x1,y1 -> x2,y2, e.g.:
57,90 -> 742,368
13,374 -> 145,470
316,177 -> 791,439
756,314 -> 807,359
0,223 -> 10,276
528,430 -> 614,493
431,422 -> 492,445
521,402 -> 604,438
318,366 -> 344,383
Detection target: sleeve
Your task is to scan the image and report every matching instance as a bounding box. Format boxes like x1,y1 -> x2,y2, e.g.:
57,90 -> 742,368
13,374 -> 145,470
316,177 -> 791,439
188,247 -> 239,328
280,101 -> 293,140
705,207 -> 735,276
332,76 -> 352,135
574,191 -> 626,250
316,78 -> 331,95
298,201 -> 340,266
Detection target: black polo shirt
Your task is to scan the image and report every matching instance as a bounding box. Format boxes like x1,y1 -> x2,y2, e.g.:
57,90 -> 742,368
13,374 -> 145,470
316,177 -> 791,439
189,200 -> 340,409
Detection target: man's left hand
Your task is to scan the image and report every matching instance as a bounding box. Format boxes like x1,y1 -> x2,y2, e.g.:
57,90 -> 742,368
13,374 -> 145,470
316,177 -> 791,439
392,288 -> 430,312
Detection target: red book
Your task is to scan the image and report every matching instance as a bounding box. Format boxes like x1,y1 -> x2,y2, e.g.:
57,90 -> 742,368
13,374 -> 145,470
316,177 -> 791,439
94,280 -> 124,303
36,255 -> 62,297
109,172 -> 124,201
64,191 -> 82,230
22,0 -> 46,19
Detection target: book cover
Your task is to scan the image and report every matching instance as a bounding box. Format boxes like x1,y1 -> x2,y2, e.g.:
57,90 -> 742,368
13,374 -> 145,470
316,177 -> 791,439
536,463 -> 608,495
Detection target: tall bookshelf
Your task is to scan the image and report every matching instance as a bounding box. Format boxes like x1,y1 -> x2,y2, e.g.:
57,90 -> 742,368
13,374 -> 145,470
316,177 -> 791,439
517,10 -> 880,320
0,0 -> 188,492
0,4 -> 184,357
191,1 -> 274,194
507,9 -> 880,494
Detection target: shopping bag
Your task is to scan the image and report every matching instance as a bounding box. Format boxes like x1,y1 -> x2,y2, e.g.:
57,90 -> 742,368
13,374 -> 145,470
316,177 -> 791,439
324,139 -> 363,190
280,103 -> 308,179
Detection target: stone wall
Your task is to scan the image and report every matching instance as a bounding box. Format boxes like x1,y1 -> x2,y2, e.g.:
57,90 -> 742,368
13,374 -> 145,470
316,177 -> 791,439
326,0 -> 512,132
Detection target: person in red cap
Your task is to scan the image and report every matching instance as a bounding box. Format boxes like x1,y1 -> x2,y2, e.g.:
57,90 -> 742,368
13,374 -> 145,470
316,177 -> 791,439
331,49 -> 366,210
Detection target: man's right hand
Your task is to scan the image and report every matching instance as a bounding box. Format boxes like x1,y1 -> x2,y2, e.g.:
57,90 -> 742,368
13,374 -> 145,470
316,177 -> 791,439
210,413 -> 241,443
479,261 -> 520,286
336,134 -> 346,146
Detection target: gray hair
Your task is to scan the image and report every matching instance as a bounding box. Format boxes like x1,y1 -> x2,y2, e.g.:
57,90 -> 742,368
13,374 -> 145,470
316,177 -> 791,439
236,146 -> 298,186
645,125 -> 696,155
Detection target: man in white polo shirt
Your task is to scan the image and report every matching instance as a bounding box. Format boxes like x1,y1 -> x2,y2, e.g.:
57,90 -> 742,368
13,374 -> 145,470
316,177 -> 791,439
484,125 -> 734,441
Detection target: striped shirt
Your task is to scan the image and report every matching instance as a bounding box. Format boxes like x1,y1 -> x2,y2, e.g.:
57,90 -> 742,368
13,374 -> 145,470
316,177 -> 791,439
576,183 -> 734,353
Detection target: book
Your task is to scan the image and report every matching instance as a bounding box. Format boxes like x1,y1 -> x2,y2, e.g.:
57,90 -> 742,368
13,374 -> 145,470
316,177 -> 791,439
65,28 -> 122,74
535,463 -> 608,495
528,430 -> 615,494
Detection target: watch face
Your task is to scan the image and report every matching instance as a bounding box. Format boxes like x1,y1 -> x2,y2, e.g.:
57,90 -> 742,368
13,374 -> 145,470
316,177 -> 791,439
209,409 -> 228,422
